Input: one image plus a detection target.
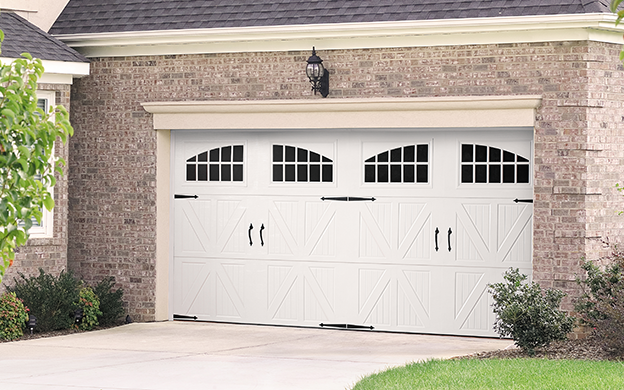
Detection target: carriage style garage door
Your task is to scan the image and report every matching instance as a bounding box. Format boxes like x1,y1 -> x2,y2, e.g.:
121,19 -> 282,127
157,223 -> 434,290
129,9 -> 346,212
172,129 -> 533,337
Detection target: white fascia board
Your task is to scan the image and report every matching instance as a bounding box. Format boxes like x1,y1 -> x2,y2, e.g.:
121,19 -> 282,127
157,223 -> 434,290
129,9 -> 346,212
141,96 -> 542,130
0,57 -> 90,84
55,13 -> 624,58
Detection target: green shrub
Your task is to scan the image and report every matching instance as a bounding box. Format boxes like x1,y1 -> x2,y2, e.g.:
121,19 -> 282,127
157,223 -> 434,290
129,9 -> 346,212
76,286 -> 102,331
0,292 -> 28,340
489,268 -> 575,355
92,276 -> 124,326
576,250 -> 624,356
7,269 -> 81,332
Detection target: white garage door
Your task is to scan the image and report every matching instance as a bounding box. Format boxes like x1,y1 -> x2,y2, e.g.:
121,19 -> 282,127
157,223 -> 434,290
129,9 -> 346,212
172,129 -> 533,336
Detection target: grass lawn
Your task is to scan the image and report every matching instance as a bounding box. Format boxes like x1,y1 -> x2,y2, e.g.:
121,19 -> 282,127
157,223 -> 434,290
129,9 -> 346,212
350,358 -> 624,390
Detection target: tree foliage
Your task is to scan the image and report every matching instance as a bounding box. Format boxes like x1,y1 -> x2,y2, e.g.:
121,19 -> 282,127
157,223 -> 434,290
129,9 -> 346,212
612,0 -> 624,60
0,30 -> 73,281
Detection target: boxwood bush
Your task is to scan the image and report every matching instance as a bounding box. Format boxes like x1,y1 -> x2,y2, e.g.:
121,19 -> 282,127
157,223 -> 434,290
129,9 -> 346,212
92,276 -> 124,326
8,269 -> 81,332
576,250 -> 624,356
489,268 -> 574,355
7,269 -> 125,333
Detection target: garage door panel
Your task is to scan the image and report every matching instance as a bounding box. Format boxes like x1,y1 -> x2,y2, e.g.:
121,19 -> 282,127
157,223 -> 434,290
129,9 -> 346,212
216,264 -> 246,319
397,270 -> 431,328
359,271 -> 392,327
359,214 -> 390,259
180,260 -> 211,312
398,203 -> 431,252
357,267 -> 433,330
267,263 -> 338,325
358,201 -> 435,262
177,259 -> 248,320
267,213 -> 295,255
176,202 -> 212,255
455,209 -> 488,262
498,203 -> 533,263
219,200 -> 251,254
304,267 -> 336,322
268,265 -> 300,321
501,217 -> 533,264
303,202 -> 338,259
173,129 -> 534,337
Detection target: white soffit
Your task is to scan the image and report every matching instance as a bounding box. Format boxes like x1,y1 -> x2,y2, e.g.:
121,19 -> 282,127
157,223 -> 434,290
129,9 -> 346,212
55,13 -> 624,58
0,57 -> 90,85
141,96 -> 542,130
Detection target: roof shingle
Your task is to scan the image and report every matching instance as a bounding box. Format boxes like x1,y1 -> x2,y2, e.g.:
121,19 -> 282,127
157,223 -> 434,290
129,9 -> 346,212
1,13 -> 88,63
50,0 -> 612,36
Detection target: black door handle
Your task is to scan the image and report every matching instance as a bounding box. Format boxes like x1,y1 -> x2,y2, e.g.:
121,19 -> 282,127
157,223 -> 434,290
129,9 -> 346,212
447,228 -> 452,252
248,223 -> 254,246
260,224 -> 265,246
434,227 -> 439,252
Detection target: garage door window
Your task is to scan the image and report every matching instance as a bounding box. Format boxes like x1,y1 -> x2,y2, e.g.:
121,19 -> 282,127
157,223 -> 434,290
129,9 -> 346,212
364,144 -> 428,183
461,144 -> 530,184
272,145 -> 333,182
186,145 -> 244,182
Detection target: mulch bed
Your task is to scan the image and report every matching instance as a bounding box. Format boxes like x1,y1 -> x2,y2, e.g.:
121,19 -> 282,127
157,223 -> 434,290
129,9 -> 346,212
0,324 -> 123,343
461,337 -> 622,361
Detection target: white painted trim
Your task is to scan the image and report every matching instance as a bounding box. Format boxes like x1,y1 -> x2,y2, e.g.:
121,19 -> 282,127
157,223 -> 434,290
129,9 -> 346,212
142,96 -> 542,130
28,90 -> 55,239
155,129 -> 170,321
39,60 -> 90,77
55,13 -> 624,57
39,73 -> 73,85
0,57 -> 90,84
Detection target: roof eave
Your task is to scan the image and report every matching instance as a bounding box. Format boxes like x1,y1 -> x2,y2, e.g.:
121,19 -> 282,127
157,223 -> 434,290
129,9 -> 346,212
0,57 -> 90,84
53,13 -> 624,58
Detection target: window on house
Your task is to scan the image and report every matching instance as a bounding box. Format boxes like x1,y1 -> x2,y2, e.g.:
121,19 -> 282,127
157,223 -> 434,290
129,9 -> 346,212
186,145 -> 244,182
272,145 -> 333,183
364,144 -> 429,183
460,144 -> 530,184
25,92 -> 55,238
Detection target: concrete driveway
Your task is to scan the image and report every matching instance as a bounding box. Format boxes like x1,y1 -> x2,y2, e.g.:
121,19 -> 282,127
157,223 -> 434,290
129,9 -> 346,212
0,321 -> 513,390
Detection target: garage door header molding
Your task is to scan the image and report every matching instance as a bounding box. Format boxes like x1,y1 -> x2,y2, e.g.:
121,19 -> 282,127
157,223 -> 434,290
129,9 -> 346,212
142,96 -> 542,130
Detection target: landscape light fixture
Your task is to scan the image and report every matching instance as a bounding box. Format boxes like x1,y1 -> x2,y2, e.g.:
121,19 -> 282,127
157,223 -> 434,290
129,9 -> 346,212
306,47 -> 329,97
27,314 -> 36,335
74,308 -> 84,324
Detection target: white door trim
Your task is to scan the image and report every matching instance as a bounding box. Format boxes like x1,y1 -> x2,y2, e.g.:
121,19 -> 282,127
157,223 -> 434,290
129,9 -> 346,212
149,96 -> 540,321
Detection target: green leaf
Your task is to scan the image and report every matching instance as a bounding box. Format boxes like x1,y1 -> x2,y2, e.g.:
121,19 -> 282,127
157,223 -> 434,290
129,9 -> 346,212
17,145 -> 30,159
42,193 -> 54,211
1,108 -> 15,121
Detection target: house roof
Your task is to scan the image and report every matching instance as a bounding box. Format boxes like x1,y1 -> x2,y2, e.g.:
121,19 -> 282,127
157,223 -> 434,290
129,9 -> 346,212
50,0 -> 612,36
0,12 -> 88,63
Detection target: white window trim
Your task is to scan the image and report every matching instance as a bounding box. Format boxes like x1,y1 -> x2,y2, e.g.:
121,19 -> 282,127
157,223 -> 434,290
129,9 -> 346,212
28,90 -> 55,238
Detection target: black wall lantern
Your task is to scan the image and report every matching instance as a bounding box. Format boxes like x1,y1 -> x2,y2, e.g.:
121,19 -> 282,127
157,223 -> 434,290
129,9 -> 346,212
306,47 -> 329,97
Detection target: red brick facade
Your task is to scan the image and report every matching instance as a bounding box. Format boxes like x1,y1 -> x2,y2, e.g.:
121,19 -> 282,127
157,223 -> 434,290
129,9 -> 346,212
55,40 -> 624,321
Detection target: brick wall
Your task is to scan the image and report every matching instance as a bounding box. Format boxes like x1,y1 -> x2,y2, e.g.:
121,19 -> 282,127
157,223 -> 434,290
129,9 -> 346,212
68,40 -> 624,321
1,83 -> 71,288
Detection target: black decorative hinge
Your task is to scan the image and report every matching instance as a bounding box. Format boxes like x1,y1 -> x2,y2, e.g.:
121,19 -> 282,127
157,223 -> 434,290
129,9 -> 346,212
319,323 -> 374,330
173,314 -> 198,320
175,194 -> 198,199
513,198 -> 533,203
321,196 -> 376,202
